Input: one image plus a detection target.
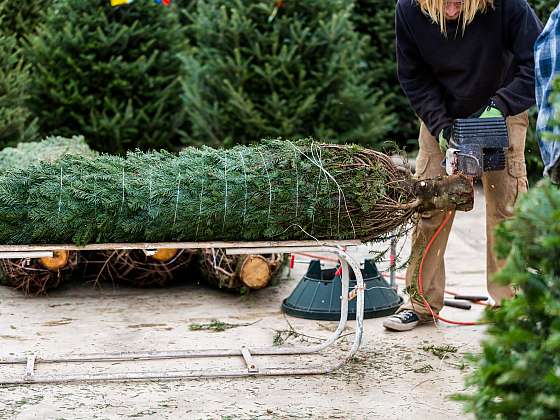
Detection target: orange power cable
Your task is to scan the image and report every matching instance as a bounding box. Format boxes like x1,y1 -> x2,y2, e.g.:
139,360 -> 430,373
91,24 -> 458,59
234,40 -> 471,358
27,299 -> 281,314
417,210 -> 486,326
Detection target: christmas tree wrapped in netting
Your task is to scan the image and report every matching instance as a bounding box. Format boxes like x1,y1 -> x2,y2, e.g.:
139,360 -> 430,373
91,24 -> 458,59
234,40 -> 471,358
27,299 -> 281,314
0,136 -> 92,294
24,0 -> 188,154
0,139 -> 434,245
182,0 -> 393,147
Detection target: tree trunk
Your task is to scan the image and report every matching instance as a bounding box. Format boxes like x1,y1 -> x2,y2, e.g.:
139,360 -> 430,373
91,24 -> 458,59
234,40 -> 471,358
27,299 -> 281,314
201,249 -> 284,291
414,174 -> 474,212
39,250 -> 70,271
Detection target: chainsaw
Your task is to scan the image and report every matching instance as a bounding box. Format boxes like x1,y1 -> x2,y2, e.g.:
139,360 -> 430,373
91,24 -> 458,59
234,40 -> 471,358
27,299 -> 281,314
444,117 -> 509,177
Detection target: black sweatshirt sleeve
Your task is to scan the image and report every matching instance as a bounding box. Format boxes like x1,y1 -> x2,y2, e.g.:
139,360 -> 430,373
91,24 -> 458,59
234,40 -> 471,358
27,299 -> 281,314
396,3 -> 453,138
490,0 -> 543,116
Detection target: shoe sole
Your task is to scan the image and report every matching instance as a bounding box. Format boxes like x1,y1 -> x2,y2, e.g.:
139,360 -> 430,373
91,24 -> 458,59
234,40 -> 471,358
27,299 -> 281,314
382,318 -> 419,331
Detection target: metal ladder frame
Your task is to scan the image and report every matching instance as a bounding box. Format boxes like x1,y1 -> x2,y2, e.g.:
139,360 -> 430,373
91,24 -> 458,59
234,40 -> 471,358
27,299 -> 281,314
0,240 -> 365,384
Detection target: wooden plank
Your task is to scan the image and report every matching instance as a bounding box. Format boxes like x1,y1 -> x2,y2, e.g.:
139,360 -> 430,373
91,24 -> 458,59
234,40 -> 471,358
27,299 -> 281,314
0,240 -> 362,252
226,246 -> 347,255
24,355 -> 36,381
241,346 -> 259,373
0,251 -> 53,259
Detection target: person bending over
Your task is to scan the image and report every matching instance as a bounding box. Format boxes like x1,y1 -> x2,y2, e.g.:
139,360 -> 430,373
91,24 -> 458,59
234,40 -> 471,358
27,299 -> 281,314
383,0 -> 542,331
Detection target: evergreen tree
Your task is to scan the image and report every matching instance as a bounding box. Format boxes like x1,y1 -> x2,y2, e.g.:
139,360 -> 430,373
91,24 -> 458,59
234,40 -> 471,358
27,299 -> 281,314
352,0 -> 417,147
525,0 -> 558,182
0,136 -> 96,171
0,140 -> 416,245
458,181 -> 560,418
172,0 -> 197,27
0,33 -> 38,148
24,0 -> 189,154
182,0 -> 394,147
0,0 -> 50,38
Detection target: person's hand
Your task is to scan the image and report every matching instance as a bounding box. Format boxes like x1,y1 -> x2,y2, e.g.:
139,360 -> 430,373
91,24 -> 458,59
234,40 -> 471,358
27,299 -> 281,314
478,106 -> 503,119
438,125 -> 452,154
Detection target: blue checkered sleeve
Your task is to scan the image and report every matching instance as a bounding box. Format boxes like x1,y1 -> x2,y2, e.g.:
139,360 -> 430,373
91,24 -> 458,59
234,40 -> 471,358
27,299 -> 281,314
535,4 -> 560,176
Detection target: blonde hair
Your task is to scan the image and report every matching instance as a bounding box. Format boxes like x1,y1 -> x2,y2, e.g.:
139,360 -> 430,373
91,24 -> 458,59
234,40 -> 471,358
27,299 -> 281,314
417,0 -> 494,33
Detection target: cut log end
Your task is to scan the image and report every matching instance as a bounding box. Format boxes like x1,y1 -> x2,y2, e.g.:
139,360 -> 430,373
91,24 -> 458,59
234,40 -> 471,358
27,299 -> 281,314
39,250 -> 70,271
414,174 -> 474,212
239,255 -> 272,289
150,248 -> 178,263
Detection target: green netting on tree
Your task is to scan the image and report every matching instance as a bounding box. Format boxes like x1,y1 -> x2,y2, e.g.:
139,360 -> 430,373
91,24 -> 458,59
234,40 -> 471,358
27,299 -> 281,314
0,139 -> 419,245
0,136 -> 96,172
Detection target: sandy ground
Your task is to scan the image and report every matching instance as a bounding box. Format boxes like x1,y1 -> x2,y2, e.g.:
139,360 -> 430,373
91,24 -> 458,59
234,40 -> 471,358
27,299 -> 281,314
0,189 -> 490,420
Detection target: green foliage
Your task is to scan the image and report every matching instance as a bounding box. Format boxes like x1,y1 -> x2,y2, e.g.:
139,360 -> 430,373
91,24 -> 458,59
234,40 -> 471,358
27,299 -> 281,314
352,0 -> 418,147
182,0 -> 394,147
526,107 -> 546,185
0,139 -> 413,245
172,0 -> 197,27
525,0 -> 559,182
0,0 -> 50,38
530,0 -> 559,23
0,136 -> 96,172
459,181 -> 560,418
24,0 -> 188,155
0,33 -> 38,148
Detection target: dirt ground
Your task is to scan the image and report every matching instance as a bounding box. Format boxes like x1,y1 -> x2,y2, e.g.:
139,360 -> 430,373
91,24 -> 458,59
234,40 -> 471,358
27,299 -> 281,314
0,189 -> 490,420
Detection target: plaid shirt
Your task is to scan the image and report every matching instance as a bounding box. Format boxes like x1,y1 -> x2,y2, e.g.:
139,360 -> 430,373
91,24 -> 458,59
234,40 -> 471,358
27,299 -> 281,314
535,3 -> 560,176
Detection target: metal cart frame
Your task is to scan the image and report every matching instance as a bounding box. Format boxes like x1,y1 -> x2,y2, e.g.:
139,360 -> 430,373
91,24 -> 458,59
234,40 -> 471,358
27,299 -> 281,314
0,240 -> 365,384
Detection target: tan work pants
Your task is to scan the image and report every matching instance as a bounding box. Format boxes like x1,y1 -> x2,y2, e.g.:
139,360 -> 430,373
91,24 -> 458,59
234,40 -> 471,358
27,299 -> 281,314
400,112 -> 529,318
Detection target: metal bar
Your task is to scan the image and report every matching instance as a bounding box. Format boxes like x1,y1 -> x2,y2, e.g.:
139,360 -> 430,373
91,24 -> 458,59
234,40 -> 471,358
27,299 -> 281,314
24,355 -> 36,381
0,365 -> 345,385
0,240 -> 361,252
389,238 -> 397,289
0,251 -> 53,259
241,346 -> 258,373
0,244 -> 366,384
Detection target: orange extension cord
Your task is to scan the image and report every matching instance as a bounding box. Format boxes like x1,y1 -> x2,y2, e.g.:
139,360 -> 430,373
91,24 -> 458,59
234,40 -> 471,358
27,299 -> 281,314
416,210 -> 486,326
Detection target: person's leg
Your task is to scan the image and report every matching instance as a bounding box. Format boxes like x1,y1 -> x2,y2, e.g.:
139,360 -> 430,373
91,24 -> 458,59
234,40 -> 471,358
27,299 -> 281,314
396,123 -> 455,319
482,111 -> 529,305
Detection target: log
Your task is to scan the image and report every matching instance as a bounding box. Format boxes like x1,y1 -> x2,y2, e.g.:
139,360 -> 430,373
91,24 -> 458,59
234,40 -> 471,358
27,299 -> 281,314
0,252 -> 77,295
414,174 -> 474,212
150,248 -> 178,263
238,255 -> 272,289
200,249 -> 285,291
80,249 -> 196,288
39,250 -> 70,271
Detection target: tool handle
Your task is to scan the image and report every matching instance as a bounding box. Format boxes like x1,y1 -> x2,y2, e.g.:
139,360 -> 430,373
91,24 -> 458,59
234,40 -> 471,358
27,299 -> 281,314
444,299 -> 472,310
453,295 -> 488,302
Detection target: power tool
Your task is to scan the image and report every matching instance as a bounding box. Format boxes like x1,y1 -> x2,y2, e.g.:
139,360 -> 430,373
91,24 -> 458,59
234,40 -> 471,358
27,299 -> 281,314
445,117 -> 509,177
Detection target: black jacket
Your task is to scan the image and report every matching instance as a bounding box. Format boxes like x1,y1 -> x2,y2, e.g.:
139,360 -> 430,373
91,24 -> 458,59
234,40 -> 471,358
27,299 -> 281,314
396,0 -> 543,137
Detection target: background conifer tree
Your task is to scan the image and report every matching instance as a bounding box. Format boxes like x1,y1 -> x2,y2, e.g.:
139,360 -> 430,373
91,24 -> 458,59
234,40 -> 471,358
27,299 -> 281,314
0,33 -> 38,147
24,0 -> 188,154
181,0 -> 394,147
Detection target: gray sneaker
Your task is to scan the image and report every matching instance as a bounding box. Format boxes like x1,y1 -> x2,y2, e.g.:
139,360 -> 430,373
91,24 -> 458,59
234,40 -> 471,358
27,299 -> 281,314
383,310 -> 420,331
